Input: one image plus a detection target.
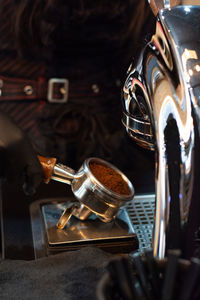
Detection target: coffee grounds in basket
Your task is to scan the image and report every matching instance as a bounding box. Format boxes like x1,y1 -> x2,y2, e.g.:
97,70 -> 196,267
89,162 -> 131,195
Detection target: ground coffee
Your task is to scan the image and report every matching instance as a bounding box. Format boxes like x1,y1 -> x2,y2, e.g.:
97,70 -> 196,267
89,162 -> 130,195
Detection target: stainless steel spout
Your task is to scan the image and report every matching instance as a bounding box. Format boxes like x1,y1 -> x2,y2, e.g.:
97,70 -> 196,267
122,5 -> 200,259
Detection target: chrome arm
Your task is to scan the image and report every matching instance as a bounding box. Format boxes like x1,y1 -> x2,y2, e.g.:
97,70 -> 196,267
122,5 -> 200,259
51,164 -> 76,185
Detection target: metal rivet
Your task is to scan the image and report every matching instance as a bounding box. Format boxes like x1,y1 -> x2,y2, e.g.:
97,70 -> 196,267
24,85 -> 33,95
60,87 -> 67,95
92,84 -> 100,94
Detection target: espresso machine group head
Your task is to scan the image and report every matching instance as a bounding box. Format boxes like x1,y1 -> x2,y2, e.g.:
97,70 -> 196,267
122,4 -> 200,259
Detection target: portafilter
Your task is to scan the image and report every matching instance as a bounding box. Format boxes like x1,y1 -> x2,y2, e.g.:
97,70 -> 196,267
38,156 -> 134,229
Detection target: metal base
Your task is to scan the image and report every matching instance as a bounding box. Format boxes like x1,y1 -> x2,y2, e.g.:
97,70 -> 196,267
30,197 -> 139,259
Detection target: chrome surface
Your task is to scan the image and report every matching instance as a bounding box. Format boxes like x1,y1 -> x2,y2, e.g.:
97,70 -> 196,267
126,193 -> 155,252
56,203 -> 79,229
50,157 -> 135,224
29,197 -> 139,259
122,68 -> 155,150
43,204 -> 136,246
52,164 -> 75,185
71,204 -> 92,220
122,6 -> 200,259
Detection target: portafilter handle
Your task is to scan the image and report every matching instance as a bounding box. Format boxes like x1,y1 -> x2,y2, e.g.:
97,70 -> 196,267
38,155 -> 90,228
38,155 -> 76,185
149,0 -> 181,16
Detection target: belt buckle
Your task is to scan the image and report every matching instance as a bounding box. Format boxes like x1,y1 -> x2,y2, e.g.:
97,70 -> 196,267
47,78 -> 69,103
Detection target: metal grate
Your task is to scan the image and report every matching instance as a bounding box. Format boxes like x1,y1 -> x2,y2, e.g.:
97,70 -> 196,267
125,194 -> 155,252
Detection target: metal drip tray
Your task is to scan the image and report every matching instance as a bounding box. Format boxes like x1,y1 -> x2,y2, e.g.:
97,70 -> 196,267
43,203 -> 137,248
30,197 -> 139,259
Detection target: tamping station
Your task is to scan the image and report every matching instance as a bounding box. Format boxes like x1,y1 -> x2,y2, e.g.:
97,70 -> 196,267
29,156 -> 139,258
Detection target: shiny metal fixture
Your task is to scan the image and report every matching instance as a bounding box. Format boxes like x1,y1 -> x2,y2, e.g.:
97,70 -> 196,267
45,157 -> 134,227
122,5 -> 200,259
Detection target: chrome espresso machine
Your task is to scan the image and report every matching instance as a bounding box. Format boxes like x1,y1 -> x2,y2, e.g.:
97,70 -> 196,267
122,2 -> 200,259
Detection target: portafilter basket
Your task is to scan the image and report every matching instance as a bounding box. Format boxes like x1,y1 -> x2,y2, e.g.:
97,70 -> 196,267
38,156 -> 135,229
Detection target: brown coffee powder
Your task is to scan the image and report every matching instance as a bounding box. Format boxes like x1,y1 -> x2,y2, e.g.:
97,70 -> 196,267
89,162 -> 131,195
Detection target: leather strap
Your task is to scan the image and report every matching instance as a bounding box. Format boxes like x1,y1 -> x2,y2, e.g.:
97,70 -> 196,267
0,75 -> 69,102
0,75 -> 110,103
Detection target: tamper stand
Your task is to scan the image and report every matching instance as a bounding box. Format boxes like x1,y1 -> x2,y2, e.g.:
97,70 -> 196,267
30,157 -> 139,258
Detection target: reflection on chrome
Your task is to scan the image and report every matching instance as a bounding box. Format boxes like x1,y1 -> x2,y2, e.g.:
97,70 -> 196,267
122,6 -> 200,259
